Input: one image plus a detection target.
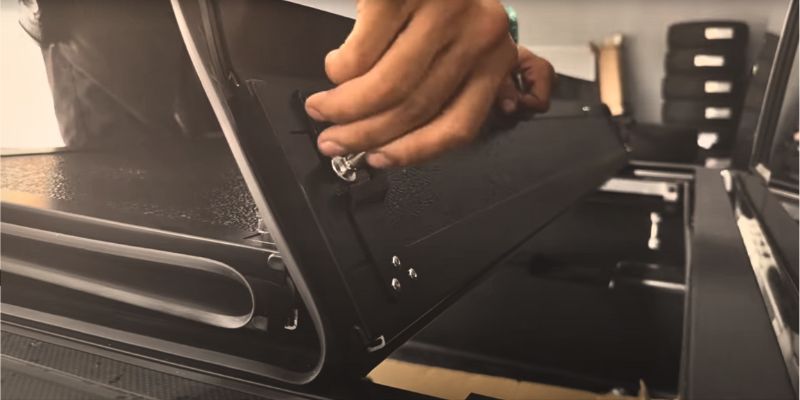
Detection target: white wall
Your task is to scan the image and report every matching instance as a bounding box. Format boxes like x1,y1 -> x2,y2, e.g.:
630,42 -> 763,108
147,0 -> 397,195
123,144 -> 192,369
289,0 -> 791,123
287,0 -> 354,17
507,0 -> 790,123
0,0 -> 790,148
0,0 -> 64,148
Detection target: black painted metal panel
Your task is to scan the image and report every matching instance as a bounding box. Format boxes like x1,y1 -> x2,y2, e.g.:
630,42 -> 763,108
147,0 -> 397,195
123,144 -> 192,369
683,169 -> 795,399
181,0 -> 629,379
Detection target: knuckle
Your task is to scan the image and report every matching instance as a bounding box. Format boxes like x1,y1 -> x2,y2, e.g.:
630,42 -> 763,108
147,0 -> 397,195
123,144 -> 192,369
509,39 -> 520,57
394,78 -> 415,98
345,125 -> 368,145
460,127 -> 479,144
327,47 -> 371,83
343,50 -> 368,74
373,80 -> 394,102
401,95 -> 434,124
530,53 -> 556,79
447,123 -> 476,147
338,125 -> 375,149
473,1 -> 510,48
438,0 -> 470,24
501,40 -> 518,68
347,46 -> 371,69
519,46 -> 535,59
547,62 -> 556,80
324,60 -> 344,84
540,57 -> 556,77
391,150 -> 413,167
378,78 -> 413,102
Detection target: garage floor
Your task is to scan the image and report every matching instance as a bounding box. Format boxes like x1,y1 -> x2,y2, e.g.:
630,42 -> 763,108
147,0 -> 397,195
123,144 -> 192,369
370,359 -> 644,400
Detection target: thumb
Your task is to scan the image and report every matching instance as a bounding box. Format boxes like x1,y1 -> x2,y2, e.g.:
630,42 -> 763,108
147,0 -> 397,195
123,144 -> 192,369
495,76 -> 519,114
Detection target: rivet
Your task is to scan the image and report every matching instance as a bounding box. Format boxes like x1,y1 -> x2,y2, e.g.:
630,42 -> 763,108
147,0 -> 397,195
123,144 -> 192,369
408,268 -> 418,280
391,278 -> 402,291
267,253 -> 285,271
391,256 -> 402,268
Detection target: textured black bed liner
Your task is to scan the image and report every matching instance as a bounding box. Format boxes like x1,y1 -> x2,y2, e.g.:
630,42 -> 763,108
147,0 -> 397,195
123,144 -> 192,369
0,329 -> 273,400
0,327 -> 433,400
1,138 -> 260,241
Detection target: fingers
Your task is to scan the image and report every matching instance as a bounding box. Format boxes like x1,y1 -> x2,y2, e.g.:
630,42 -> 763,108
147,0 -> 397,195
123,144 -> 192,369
367,40 -> 516,168
495,77 -> 519,114
494,46 -> 556,114
317,41 -> 479,156
310,0 -> 517,168
307,3 -> 453,124
518,49 -> 555,112
324,1 -> 412,84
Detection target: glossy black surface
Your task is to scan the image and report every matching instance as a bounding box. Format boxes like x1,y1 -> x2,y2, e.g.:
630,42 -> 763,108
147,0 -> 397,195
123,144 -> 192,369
398,171 -> 689,396
750,0 -> 798,172
731,33 -> 780,168
682,169 -> 795,399
739,173 -> 799,288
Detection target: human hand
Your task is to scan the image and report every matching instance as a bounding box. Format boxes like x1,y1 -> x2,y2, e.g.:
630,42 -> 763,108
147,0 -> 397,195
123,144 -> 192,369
495,46 -> 556,115
305,0 -> 517,168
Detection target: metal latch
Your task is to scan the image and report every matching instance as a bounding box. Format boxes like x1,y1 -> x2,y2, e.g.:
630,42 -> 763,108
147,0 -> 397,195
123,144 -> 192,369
353,325 -> 387,353
648,212 -> 662,250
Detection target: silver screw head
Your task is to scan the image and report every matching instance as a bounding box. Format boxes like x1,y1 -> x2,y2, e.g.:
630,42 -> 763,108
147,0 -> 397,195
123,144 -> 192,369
391,278 -> 402,291
331,156 -> 358,182
391,255 -> 402,268
407,268 -> 418,280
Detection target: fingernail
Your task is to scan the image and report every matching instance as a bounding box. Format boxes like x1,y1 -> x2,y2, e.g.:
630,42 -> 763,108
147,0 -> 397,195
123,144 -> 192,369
318,140 -> 346,156
367,152 -> 394,169
502,99 -> 517,114
305,100 -> 325,121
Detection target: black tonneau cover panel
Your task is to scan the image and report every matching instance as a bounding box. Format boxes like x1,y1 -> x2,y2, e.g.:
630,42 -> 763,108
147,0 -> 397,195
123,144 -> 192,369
175,0 -> 628,381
